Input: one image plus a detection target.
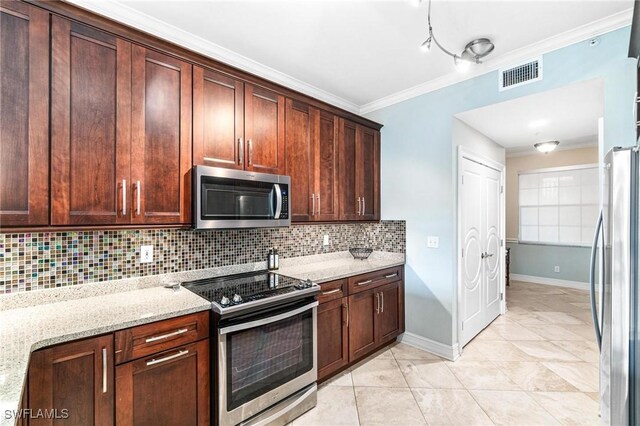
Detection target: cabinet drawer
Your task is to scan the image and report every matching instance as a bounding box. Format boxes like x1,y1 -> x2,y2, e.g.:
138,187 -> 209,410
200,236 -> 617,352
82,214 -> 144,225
115,311 -> 209,364
317,279 -> 347,303
348,266 -> 403,295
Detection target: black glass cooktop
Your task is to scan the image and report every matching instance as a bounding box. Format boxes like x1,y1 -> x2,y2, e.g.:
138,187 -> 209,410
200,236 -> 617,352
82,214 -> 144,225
181,270 -> 316,313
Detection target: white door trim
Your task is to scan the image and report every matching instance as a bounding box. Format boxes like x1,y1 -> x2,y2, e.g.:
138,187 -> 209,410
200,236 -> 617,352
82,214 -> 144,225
455,146 -> 506,355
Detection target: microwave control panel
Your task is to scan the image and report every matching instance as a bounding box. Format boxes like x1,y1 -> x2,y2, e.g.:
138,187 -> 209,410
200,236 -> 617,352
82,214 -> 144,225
280,192 -> 289,219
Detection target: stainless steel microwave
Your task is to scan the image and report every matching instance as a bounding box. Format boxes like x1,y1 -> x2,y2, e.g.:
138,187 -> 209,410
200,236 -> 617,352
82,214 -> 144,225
193,165 -> 291,229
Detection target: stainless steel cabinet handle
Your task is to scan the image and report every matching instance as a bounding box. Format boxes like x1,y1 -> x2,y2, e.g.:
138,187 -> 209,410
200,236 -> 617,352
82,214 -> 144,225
146,349 -> 189,366
344,303 -> 349,327
357,279 -> 373,286
145,328 -> 189,343
322,288 -> 341,296
385,273 -> 398,279
135,181 -> 141,216
362,197 -> 366,216
357,197 -> 361,216
122,179 -> 127,216
311,193 -> 315,216
376,292 -> 380,314
590,211 -> 603,350
102,347 -> 107,393
238,137 -> 244,165
248,139 -> 253,165
317,194 -> 321,215
381,291 -> 384,313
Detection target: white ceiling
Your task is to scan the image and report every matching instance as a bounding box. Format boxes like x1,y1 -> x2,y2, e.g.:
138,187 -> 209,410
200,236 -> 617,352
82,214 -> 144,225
456,78 -> 604,153
70,0 -> 632,113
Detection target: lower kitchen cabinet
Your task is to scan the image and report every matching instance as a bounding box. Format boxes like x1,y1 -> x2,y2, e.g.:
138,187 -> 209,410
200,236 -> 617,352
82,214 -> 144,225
376,281 -> 404,344
27,334 -> 114,426
115,339 -> 209,426
317,297 -> 349,381
347,289 -> 378,361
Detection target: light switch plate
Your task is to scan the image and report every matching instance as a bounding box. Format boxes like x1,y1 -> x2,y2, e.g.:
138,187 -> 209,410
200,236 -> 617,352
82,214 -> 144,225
554,265 -> 560,273
140,245 -> 153,263
427,236 -> 439,249
323,235 -> 330,246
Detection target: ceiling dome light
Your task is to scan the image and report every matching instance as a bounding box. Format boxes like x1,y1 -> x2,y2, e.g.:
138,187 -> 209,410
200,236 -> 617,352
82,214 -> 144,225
534,141 -> 560,154
464,38 -> 495,62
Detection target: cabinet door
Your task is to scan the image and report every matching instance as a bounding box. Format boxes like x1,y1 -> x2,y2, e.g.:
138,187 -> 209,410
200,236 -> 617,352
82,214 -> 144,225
314,111 -> 340,221
28,335 -> 114,426
244,84 -> 285,174
376,281 -> 404,344
193,66 -> 244,169
348,289 -> 377,362
0,1 -> 49,227
357,126 -> 380,221
339,118 -> 360,220
51,17 -> 131,225
131,46 -> 192,225
285,99 -> 314,222
317,297 -> 349,380
115,339 -> 210,426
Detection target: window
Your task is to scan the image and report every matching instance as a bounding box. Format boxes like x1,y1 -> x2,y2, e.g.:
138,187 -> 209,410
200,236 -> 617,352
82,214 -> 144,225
519,164 -> 599,246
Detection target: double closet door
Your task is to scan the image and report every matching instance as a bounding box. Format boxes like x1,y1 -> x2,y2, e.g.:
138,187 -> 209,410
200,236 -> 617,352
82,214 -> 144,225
460,157 -> 503,347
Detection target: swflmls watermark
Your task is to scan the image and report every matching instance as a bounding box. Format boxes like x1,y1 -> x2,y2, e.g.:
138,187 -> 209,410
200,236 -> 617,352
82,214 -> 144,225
5,409 -> 69,420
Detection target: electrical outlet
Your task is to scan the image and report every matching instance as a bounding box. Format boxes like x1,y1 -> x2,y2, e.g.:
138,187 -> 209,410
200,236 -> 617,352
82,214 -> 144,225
427,236 -> 439,249
554,265 -> 560,273
323,235 -> 330,246
140,245 -> 153,263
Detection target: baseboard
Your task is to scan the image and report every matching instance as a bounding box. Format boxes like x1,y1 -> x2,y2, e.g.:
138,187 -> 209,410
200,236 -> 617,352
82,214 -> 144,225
399,332 -> 460,361
510,273 -> 589,290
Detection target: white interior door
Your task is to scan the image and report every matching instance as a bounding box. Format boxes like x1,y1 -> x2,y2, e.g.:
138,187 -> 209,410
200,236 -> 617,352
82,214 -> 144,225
460,157 -> 503,347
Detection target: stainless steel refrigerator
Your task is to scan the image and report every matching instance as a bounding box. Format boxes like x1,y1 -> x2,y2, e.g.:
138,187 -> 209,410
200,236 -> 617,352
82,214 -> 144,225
591,146 -> 639,425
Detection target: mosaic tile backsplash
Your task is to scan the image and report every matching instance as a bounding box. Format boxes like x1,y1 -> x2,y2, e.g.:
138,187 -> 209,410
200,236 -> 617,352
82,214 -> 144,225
0,221 -> 405,293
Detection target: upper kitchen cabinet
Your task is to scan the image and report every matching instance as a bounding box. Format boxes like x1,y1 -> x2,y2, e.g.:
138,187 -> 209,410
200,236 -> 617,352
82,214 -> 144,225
357,126 -> 380,221
339,119 -> 380,221
285,99 -> 315,222
51,17 -> 132,226
0,1 -> 49,227
193,66 -> 244,169
130,46 -> 192,225
244,84 -> 285,175
314,110 -> 340,221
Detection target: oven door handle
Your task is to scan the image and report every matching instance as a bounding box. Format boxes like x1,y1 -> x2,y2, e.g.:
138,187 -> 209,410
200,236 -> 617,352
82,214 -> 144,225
219,301 -> 318,335
274,184 -> 282,219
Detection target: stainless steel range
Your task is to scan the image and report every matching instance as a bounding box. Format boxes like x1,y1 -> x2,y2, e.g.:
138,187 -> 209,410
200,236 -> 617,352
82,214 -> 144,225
182,271 -> 320,426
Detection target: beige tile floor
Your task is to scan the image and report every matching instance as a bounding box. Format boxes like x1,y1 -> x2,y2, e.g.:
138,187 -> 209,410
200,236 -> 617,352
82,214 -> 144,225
292,281 -> 600,425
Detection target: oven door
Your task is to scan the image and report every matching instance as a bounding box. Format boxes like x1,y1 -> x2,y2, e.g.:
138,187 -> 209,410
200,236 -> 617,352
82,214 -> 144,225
218,299 -> 317,425
194,165 -> 290,229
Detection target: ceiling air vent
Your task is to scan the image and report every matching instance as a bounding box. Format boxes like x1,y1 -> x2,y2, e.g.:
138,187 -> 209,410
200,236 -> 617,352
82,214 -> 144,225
499,57 -> 542,91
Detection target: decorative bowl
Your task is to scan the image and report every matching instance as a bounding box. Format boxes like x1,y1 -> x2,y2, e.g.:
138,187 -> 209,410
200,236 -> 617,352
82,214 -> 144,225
349,247 -> 373,260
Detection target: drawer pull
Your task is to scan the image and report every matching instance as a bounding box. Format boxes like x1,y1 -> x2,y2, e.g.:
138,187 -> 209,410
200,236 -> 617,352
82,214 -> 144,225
145,328 -> 188,343
322,288 -> 341,296
357,279 -> 373,286
146,349 -> 189,366
385,273 -> 398,279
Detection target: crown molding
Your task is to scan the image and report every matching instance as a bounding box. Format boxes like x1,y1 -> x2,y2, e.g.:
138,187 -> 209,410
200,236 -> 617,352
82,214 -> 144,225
359,8 -> 633,115
63,0 -> 361,114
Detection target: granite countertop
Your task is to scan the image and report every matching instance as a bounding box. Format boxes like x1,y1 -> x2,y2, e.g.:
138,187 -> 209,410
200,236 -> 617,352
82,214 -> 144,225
278,251 -> 405,283
0,250 -> 404,425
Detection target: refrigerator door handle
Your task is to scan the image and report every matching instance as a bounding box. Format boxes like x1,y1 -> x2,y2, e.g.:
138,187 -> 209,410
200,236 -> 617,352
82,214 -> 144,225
590,210 -> 603,350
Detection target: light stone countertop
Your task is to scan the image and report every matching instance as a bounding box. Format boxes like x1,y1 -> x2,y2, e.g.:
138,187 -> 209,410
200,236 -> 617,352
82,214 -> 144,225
0,250 -> 404,425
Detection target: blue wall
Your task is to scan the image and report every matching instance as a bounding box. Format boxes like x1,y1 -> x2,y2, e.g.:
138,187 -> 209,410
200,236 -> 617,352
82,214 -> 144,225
507,242 -> 591,283
365,27 -> 635,346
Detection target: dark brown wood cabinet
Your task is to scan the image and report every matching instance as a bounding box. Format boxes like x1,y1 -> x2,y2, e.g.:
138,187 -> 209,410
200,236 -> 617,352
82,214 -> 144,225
339,119 -> 380,221
285,99 -> 315,222
115,339 -> 210,426
244,84 -> 285,175
317,297 -> 349,381
193,66 -> 244,169
377,281 -> 404,343
51,17 -> 132,226
348,288 -> 378,361
313,111 -> 341,221
0,1 -> 50,227
28,334 -> 114,426
130,46 -> 192,225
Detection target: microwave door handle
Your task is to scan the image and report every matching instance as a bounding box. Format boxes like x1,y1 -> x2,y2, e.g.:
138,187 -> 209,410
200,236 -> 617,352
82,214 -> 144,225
274,184 -> 282,219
